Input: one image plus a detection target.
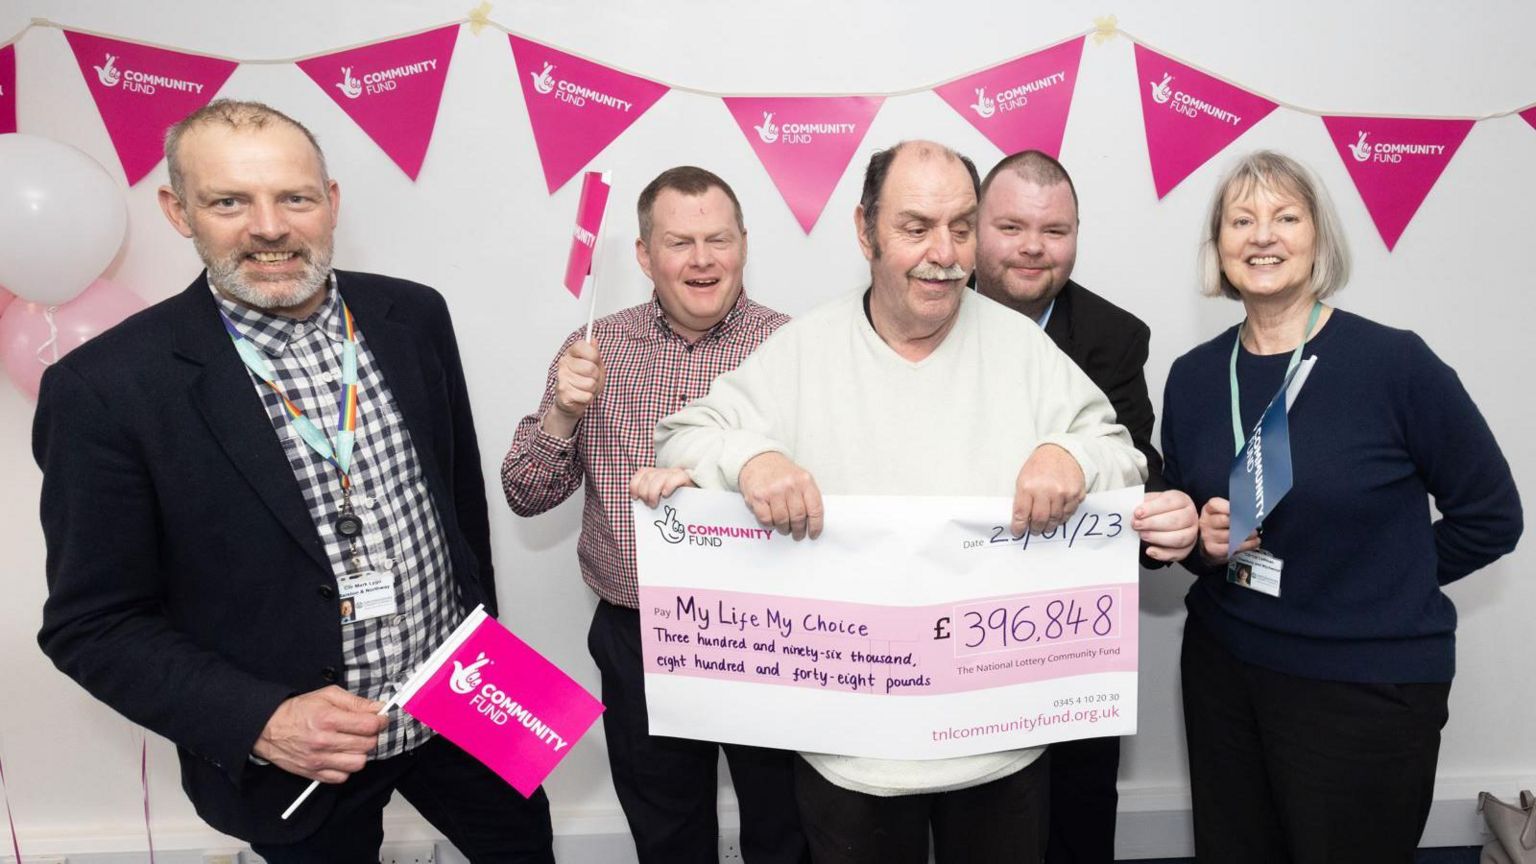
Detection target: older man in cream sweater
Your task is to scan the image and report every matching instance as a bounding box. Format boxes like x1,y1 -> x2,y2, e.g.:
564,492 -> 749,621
656,141 -> 1151,864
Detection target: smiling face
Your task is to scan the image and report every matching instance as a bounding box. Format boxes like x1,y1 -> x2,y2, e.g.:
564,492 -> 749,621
976,172 -> 1078,319
636,186 -> 747,342
857,145 -> 977,343
159,122 -> 339,318
1217,182 -> 1317,303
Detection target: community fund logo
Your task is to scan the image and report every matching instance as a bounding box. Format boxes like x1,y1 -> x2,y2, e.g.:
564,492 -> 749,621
91,52 -> 206,96
970,88 -> 996,118
1148,70 -> 1242,126
531,61 -> 555,94
336,66 -> 362,99
529,59 -> 635,112
751,111 -> 857,145
94,53 -> 121,87
1348,129 -> 1445,164
754,112 -> 779,143
335,57 -> 439,100
654,506 -> 686,544
1350,132 -> 1372,162
653,505 -> 774,548
970,72 -> 1066,119
450,652 -> 492,695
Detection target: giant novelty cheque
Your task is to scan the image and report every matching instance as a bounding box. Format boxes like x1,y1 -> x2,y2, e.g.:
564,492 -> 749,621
633,486 -> 1142,760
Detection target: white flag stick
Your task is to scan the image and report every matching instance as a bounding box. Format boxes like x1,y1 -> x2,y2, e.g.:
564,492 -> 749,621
583,171 -> 614,344
280,605 -> 489,821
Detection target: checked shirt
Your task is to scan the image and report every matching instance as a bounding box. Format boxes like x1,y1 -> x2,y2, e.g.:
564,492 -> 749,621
215,276 -> 461,759
502,291 -> 788,608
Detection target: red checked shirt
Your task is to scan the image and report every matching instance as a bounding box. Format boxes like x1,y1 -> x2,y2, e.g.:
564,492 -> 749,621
502,292 -> 788,608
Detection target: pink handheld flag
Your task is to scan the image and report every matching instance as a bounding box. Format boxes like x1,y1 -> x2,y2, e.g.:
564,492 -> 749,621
399,606 -> 605,797
283,605 -> 603,817
563,170 -> 612,298
562,171 -> 613,342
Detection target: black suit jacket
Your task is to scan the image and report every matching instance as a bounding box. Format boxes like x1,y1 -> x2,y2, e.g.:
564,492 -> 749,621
1043,280 -> 1165,494
33,271 -> 497,843
1044,281 -> 1169,569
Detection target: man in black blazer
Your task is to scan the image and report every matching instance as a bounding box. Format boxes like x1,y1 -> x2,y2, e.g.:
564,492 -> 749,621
33,100 -> 553,862
975,150 -> 1197,864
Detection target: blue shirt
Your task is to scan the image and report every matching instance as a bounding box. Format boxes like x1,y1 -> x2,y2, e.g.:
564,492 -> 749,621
1035,297 -> 1057,330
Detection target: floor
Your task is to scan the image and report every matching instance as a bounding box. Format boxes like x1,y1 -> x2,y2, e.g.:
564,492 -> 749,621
1132,848 -> 1481,863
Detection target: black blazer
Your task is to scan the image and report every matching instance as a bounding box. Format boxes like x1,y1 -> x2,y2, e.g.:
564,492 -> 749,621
1043,280 -> 1165,493
33,271 -> 497,843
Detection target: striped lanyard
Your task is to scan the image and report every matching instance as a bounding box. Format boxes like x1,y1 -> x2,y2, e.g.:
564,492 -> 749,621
218,299 -> 361,486
1229,300 -> 1320,455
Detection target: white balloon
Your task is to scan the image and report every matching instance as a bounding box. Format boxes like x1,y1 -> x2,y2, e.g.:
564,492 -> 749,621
0,134 -> 128,305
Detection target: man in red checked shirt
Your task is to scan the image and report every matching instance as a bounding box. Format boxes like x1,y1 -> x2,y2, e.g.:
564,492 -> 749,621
502,166 -> 807,864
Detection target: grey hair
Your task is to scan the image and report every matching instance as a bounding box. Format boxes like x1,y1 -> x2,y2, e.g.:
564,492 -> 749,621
1198,151 -> 1350,300
164,99 -> 329,200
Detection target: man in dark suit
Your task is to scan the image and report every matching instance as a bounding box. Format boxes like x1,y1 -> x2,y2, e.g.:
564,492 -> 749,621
33,100 -> 553,862
975,150 -> 1197,864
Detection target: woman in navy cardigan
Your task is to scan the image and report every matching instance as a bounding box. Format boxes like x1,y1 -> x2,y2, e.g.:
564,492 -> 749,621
1160,151 -> 1521,864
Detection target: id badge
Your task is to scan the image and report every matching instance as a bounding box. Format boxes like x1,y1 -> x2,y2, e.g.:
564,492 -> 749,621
337,571 -> 398,623
1227,549 -> 1283,597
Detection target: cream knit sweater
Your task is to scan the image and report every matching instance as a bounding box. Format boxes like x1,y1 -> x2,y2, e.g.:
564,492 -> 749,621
657,287 -> 1145,796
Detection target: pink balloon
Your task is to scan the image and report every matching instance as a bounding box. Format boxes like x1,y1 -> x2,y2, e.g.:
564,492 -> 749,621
0,285 -> 13,319
0,278 -> 147,400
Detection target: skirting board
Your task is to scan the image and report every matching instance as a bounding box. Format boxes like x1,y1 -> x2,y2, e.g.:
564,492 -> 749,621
7,775 -> 1526,863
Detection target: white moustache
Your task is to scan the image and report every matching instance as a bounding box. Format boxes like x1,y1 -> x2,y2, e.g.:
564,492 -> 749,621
908,262 -> 969,281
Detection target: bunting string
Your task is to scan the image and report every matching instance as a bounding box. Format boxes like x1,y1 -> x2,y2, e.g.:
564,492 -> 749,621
2,8 -> 1534,242
2,13 -> 1533,119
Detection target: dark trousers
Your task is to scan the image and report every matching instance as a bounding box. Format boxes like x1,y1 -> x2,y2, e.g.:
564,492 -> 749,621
1181,617 -> 1450,864
1045,736 -> 1119,864
793,751 -> 1050,864
588,600 -> 809,864
249,734 -> 554,863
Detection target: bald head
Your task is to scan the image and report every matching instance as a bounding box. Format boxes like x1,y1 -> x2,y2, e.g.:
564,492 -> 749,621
165,99 -> 328,202
859,140 -> 980,254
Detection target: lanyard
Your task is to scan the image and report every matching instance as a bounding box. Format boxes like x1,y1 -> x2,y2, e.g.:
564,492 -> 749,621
218,298 -> 361,484
1229,300 -> 1320,455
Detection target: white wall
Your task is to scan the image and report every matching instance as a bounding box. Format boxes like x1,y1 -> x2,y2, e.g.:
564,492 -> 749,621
2,0 -> 1533,858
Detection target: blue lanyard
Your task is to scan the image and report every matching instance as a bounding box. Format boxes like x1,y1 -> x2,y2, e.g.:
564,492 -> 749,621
1228,301 -> 1321,455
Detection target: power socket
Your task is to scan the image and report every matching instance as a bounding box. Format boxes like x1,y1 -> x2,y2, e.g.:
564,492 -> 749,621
719,838 -> 744,862
380,842 -> 436,864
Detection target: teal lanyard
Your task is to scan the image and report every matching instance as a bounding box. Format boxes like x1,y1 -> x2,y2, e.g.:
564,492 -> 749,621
1229,301 -> 1321,455
218,298 -> 361,479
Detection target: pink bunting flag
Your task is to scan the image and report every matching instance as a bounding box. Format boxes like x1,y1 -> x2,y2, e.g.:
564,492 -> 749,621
296,26 -> 459,180
1133,44 -> 1277,199
0,44 -> 15,134
933,37 -> 1085,158
1519,107 -> 1536,134
723,96 -> 884,233
508,35 -> 669,194
399,607 -> 604,797
63,31 -> 237,184
563,171 -> 612,298
1321,116 -> 1474,251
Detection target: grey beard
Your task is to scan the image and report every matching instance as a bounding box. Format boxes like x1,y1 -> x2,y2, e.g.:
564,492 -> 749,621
200,237 -> 333,312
